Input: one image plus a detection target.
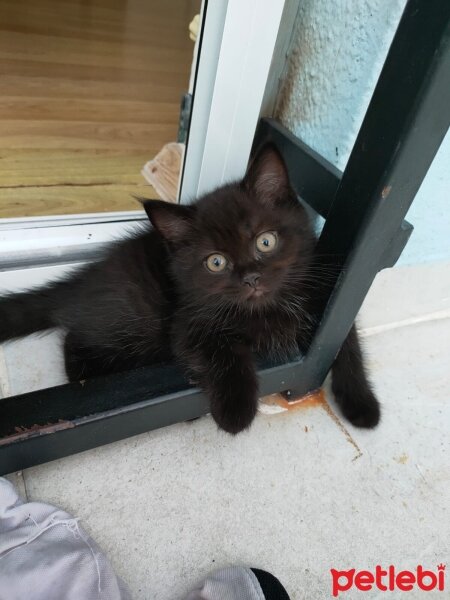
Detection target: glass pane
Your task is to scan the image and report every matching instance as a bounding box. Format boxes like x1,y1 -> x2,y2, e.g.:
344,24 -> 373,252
0,0 -> 201,218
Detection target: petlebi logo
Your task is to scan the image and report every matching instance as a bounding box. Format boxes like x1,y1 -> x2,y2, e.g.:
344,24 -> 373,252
330,564 -> 446,597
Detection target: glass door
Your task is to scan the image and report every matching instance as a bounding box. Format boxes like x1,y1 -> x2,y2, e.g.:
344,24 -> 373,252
0,0 -> 201,219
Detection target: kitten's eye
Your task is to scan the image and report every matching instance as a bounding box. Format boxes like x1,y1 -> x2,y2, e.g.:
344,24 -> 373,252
205,253 -> 227,273
256,231 -> 278,253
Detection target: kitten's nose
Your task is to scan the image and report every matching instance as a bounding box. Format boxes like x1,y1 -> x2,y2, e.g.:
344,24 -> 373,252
243,272 -> 261,288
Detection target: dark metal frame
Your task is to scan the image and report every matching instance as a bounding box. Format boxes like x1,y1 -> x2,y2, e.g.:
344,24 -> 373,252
1,0 -> 449,474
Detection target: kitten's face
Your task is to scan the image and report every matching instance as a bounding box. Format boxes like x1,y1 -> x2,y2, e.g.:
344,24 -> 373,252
145,146 -> 315,311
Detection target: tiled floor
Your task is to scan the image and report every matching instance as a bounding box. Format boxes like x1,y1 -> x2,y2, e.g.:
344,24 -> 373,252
2,262 -> 450,599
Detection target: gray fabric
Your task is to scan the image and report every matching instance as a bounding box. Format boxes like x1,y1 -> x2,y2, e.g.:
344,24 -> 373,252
185,567 -> 265,600
0,477 -> 131,600
0,478 -> 269,600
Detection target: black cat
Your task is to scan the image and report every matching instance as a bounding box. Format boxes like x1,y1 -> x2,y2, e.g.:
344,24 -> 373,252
0,146 -> 380,433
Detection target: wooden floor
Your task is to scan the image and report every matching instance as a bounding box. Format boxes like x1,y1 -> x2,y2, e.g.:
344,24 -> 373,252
0,0 -> 199,217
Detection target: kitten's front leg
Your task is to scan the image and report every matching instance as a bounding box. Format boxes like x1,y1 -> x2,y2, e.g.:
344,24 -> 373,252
331,325 -> 381,428
178,335 -> 258,434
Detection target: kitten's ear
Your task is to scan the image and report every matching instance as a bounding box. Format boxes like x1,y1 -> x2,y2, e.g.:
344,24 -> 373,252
243,144 -> 290,204
142,199 -> 195,242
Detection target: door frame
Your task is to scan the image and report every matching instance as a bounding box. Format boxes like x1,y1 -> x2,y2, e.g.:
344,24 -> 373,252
179,0 -> 286,202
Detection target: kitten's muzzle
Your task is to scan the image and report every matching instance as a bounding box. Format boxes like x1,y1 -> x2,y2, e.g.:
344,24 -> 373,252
242,272 -> 269,300
242,272 -> 261,288
247,288 -> 265,299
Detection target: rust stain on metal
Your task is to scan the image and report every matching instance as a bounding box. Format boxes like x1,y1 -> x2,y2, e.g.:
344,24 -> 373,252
261,388 -> 326,411
381,185 -> 392,199
260,390 -> 362,459
0,420 -> 75,446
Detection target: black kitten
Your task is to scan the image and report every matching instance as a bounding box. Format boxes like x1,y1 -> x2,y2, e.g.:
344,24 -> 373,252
0,146 -> 380,433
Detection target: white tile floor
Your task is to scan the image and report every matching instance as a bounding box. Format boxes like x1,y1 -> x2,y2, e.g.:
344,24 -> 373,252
2,262 -> 450,600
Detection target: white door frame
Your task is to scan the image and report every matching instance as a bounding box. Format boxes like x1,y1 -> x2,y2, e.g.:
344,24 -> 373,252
180,0 -> 286,202
0,0 -> 286,272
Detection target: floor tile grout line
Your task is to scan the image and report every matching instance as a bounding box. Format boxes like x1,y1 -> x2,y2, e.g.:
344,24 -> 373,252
360,308 -> 450,338
0,345 -> 11,397
20,470 -> 30,501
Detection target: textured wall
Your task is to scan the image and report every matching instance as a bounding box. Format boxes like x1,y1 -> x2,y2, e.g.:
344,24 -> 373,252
276,0 -> 407,169
275,0 -> 449,265
404,131 -> 450,264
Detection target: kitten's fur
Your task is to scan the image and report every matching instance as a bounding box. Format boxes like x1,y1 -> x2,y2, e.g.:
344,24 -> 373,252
0,146 -> 380,433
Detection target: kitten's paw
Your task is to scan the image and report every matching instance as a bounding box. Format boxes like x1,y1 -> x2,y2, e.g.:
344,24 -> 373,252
212,399 -> 258,434
334,388 -> 381,429
210,386 -> 258,435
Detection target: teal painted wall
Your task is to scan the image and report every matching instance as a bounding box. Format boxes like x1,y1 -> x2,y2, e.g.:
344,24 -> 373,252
276,0 -> 449,265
